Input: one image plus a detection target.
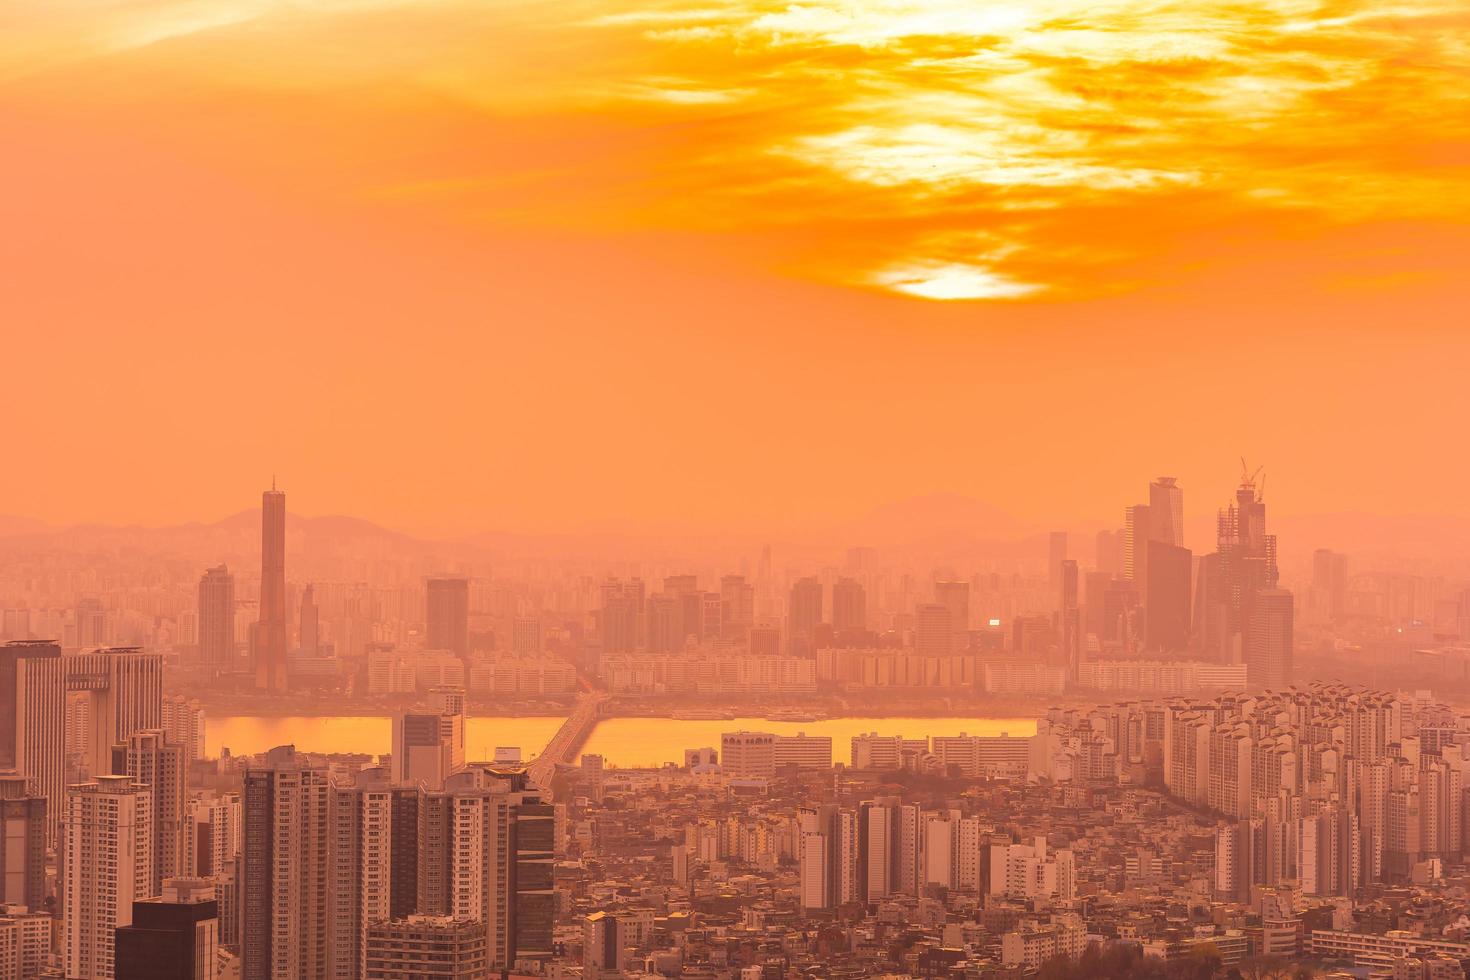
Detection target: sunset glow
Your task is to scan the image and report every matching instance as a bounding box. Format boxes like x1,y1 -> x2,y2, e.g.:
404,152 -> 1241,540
2,0 -> 1468,532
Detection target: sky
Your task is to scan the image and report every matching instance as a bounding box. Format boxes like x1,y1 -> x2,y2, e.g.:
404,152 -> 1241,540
1,0 -> 1468,537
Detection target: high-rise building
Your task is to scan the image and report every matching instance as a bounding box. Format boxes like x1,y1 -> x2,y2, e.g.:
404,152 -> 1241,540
391,704 -> 465,792
719,575 -> 754,643
913,604 -> 952,657
1245,589 -> 1295,691
1198,467 -> 1280,663
241,748 -> 332,980
161,697 -> 207,765
298,585 -> 319,658
787,578 -> 823,657
196,566 -> 234,670
1124,504 -> 1151,585
720,732 -> 776,779
426,578 -> 470,658
4,643 -> 163,843
0,773 -> 45,911
599,579 -> 644,654
115,879 -> 219,980
511,618 -> 541,655
934,581 -> 970,644
65,775 -> 155,980
1149,477 -> 1184,548
112,731 -> 188,895
1144,540 -> 1193,653
366,916 -> 487,980
255,488 -> 288,693
831,578 -> 867,632
1048,532 -> 1068,604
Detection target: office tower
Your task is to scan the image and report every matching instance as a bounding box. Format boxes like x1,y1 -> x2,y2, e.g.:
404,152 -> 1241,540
1201,467 -> 1281,662
719,575 -> 755,642
720,732 -> 776,779
831,578 -> 867,632
1149,477 -> 1184,547
298,585 -> 319,657
241,749 -> 333,980
598,579 -> 643,654
426,578 -> 470,658
1124,503 -> 1151,584
65,775 -> 155,980
4,643 -> 162,843
1245,589 -> 1295,690
644,594 -> 680,654
0,773 -> 45,911
1312,549 -> 1349,623
76,596 -> 107,648
391,706 -> 465,791
161,697 -> 207,764
255,487 -> 288,693
787,578 -> 823,657
1048,532 -> 1068,604
115,879 -> 218,980
748,624 -> 780,657
196,566 -> 234,670
366,917 -> 487,980
1144,540 -> 1193,652
1059,560 -> 1081,680
112,731 -> 188,895
913,604 -> 952,657
511,618 -> 541,655
1095,530 -> 1121,577
934,580 -> 970,643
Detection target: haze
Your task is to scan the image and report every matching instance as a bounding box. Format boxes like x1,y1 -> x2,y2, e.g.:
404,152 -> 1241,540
3,0 -> 1469,538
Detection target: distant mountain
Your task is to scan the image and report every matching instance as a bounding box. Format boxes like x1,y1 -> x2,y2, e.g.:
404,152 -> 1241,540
0,500 -> 1466,572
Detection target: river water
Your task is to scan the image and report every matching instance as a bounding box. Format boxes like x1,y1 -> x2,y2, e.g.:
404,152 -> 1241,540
208,714 -> 1037,768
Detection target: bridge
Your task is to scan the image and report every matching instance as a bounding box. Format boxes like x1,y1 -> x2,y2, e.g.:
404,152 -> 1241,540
528,692 -> 609,794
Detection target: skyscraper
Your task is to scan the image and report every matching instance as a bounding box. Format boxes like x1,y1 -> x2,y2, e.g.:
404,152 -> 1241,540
1144,540 -> 1193,653
0,772 -> 45,911
426,578 -> 470,658
65,775 -> 155,980
913,604 -> 953,657
197,565 -> 234,670
112,730 -> 188,895
1245,589 -> 1295,690
255,487 -> 288,693
391,704 -> 465,792
298,584 -> 319,657
787,578 -> 823,657
831,577 -> 867,633
934,581 -> 971,644
241,748 -> 332,980
1048,532 -> 1068,605
1149,477 -> 1184,548
115,879 -> 219,980
4,643 -> 163,843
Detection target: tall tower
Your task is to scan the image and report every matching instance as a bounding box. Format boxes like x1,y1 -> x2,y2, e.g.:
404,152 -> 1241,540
256,487 -> 288,693
197,566 -> 235,670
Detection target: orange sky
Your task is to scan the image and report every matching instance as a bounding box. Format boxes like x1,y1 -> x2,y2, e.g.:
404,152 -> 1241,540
1,0 -> 1467,536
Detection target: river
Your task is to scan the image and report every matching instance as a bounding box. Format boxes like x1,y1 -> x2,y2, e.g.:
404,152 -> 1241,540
208,714 -> 1038,768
